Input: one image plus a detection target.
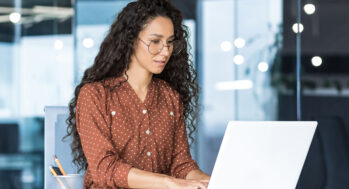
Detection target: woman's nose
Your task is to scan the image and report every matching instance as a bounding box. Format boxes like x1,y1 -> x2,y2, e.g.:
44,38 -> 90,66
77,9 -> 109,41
159,45 -> 170,56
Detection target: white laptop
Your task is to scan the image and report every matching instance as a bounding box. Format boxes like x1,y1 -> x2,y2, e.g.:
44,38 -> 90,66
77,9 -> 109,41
207,121 -> 317,189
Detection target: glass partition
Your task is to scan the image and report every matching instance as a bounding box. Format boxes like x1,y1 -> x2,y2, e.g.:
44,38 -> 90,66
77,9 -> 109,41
197,0 -> 282,173
197,0 -> 349,188
0,0 -> 74,188
74,0 -> 131,83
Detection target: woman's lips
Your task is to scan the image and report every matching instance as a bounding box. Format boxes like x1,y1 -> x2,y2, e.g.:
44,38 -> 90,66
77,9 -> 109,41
154,61 -> 166,66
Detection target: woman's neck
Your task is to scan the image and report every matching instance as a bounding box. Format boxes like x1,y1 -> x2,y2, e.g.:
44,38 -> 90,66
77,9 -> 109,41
125,66 -> 153,92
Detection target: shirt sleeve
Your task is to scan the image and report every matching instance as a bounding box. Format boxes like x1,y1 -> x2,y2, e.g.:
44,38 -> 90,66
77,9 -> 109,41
76,83 -> 132,188
170,95 -> 199,179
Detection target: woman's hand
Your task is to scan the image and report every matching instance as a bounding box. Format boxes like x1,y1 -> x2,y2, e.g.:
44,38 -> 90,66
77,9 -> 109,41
165,177 -> 209,189
186,169 -> 211,181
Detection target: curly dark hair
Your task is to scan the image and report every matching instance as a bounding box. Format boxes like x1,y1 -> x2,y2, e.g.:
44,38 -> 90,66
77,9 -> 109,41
65,0 -> 199,173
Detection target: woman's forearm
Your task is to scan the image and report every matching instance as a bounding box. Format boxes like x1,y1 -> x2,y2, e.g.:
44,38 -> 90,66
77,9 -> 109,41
127,167 -> 171,189
185,169 -> 210,180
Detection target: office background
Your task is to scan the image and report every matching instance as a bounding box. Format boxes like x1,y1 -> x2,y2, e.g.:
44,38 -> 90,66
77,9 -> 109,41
0,0 -> 348,188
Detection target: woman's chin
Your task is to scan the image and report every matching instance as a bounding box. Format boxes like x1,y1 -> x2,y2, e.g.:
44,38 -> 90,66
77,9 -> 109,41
150,68 -> 165,75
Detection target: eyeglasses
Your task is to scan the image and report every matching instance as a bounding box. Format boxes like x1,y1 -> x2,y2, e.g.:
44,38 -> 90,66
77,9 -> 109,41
139,38 -> 184,55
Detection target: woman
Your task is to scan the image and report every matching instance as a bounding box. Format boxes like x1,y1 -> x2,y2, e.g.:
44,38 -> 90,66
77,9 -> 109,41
66,0 -> 210,188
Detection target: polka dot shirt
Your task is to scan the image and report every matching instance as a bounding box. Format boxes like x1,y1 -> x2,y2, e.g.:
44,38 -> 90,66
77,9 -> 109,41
76,75 -> 199,188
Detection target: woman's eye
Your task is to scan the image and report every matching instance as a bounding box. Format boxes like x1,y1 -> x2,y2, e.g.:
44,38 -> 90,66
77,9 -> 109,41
151,40 -> 160,44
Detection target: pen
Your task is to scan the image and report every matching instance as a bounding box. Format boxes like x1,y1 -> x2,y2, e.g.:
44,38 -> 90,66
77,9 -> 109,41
49,165 -> 66,189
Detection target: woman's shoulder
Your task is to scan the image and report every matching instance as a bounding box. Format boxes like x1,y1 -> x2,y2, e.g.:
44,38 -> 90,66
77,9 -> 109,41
78,82 -> 105,103
80,81 -> 104,93
80,76 -> 126,96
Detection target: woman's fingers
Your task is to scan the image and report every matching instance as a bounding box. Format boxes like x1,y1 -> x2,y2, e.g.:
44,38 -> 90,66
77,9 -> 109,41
193,180 -> 208,189
169,178 -> 209,189
199,180 -> 209,188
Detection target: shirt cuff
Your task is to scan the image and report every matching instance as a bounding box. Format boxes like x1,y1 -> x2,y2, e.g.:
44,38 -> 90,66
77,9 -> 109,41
175,161 -> 200,179
114,163 -> 133,188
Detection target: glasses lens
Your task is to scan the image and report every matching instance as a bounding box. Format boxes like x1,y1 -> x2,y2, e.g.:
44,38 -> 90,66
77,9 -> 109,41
148,40 -> 185,55
149,41 -> 163,55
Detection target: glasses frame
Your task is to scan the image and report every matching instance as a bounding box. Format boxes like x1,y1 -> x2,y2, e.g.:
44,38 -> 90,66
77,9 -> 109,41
138,38 -> 183,55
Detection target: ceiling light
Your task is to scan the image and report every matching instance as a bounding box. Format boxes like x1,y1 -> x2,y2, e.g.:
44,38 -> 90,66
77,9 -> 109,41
311,56 -> 322,67
234,38 -> 245,48
258,61 -> 269,72
54,40 -> 64,50
83,38 -> 94,48
292,23 -> 304,33
233,54 -> 244,65
9,12 -> 21,23
215,80 -> 253,91
220,41 -> 232,52
304,3 -> 316,15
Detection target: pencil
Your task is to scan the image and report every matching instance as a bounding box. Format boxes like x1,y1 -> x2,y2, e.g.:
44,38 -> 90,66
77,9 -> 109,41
54,155 -> 67,175
53,155 -> 75,189
49,165 -> 66,189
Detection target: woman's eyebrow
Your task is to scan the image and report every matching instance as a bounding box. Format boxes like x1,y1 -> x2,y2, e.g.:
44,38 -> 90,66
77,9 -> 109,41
150,34 -> 175,39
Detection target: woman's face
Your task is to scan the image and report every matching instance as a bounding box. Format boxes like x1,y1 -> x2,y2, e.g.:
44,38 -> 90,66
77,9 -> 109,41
130,16 -> 175,75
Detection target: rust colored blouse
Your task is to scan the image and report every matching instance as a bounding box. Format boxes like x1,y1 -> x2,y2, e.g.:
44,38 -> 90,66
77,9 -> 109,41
76,75 -> 199,188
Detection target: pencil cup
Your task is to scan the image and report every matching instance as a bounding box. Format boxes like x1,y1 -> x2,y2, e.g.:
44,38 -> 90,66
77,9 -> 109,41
53,174 -> 84,189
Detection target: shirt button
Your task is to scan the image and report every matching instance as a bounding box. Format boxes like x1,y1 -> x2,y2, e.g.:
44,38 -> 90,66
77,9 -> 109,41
142,109 -> 147,114
170,111 -> 174,116
146,130 -> 150,135
147,152 -> 151,157
111,111 -> 116,116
